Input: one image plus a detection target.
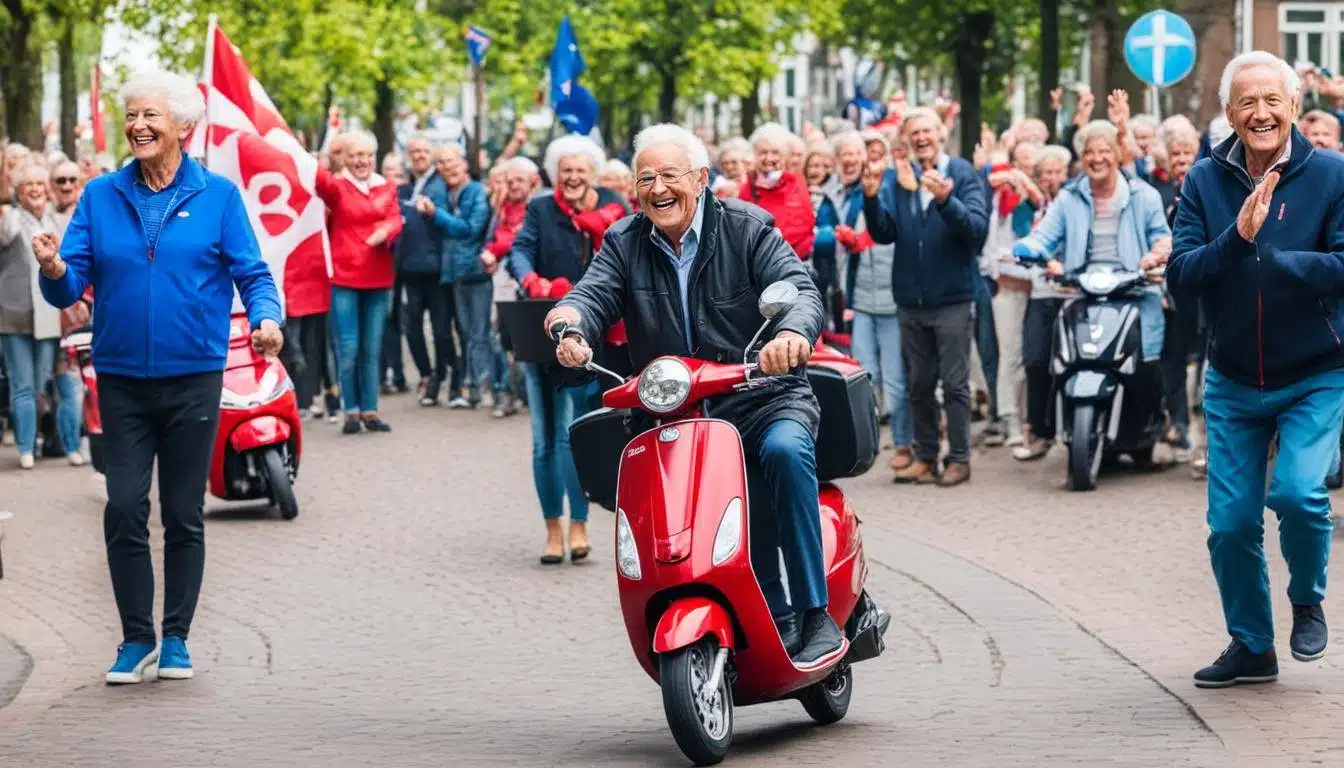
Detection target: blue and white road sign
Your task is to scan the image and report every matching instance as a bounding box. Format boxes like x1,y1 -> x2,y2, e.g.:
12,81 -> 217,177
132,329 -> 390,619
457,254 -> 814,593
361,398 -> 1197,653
1124,10 -> 1197,88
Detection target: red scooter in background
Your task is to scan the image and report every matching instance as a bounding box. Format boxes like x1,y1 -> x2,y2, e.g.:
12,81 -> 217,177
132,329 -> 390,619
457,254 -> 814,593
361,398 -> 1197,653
209,313 -> 303,520
59,329 -> 104,473
563,282 -> 889,766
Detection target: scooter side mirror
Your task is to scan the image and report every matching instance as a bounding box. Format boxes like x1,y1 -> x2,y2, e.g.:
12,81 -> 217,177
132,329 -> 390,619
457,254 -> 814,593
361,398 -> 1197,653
758,281 -> 799,319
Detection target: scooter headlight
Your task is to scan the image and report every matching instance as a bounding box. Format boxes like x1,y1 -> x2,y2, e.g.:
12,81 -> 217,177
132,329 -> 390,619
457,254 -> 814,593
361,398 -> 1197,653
1079,271 -> 1120,295
616,508 -> 642,580
637,358 -> 692,414
220,366 -> 293,409
712,497 -> 743,566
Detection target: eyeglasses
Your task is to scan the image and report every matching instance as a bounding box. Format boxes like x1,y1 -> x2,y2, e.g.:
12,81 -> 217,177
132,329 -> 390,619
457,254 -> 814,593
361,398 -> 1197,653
52,177 -> 78,186
635,168 -> 696,189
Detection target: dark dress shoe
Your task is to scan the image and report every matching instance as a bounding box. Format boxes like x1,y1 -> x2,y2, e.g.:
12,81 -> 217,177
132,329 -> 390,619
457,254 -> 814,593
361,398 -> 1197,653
1193,639 -> 1278,688
361,418 -> 392,433
792,609 -> 844,666
1291,604 -> 1328,661
775,614 -> 803,657
341,418 -> 362,435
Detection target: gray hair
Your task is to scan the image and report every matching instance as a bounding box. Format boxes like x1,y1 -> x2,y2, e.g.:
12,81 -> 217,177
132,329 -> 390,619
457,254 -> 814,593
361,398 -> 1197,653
901,107 -> 942,135
405,133 -> 437,151
1033,145 -> 1072,176
508,156 -> 540,177
601,158 -> 632,178
543,134 -> 606,184
859,128 -> 890,156
830,130 -> 865,154
1159,115 -> 1197,144
1073,120 -> 1120,156
749,122 -> 794,150
1219,51 -> 1301,107
3,143 -> 30,159
632,123 -> 711,172
717,138 -> 752,162
121,70 -> 206,125
1129,114 -> 1160,133
15,164 -> 50,185
344,131 -> 378,155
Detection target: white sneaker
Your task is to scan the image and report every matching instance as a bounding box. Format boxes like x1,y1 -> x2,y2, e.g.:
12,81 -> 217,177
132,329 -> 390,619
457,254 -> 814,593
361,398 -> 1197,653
18,454 -> 34,470
67,452 -> 85,466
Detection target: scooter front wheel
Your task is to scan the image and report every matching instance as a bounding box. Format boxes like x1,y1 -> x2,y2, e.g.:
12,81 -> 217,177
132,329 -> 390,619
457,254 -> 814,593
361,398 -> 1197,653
1066,404 -> 1105,492
260,448 -> 299,520
660,637 -> 732,766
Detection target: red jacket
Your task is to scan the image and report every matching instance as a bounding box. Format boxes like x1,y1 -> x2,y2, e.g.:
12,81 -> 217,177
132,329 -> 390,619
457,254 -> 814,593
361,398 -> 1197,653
314,169 -> 404,291
739,172 -> 816,259
485,199 -> 527,258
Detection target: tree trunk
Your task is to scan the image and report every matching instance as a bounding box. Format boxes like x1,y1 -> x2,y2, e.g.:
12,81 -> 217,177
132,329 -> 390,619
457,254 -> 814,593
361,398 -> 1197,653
372,79 -> 396,163
3,0 -> 43,148
658,70 -> 677,123
1038,0 -> 1061,137
953,12 -> 995,160
740,82 -> 761,137
316,83 -> 336,150
59,19 -> 78,158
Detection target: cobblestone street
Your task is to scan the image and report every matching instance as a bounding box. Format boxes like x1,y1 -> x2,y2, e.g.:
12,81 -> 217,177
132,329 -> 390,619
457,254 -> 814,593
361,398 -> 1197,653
0,391 -> 1338,766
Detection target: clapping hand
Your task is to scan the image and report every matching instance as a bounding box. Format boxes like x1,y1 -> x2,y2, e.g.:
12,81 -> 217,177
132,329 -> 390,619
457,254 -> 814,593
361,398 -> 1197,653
414,196 -> 436,217
1237,171 -> 1280,242
860,160 -> 886,197
920,170 -> 954,204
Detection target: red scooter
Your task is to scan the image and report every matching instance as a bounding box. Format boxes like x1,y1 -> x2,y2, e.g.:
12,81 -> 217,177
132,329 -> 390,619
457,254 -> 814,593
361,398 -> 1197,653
563,282 -> 889,766
59,328 -> 104,473
208,313 -> 302,520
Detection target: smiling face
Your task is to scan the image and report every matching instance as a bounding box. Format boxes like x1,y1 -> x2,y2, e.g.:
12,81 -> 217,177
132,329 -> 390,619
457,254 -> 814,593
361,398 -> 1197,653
903,115 -> 942,167
1304,119 -> 1341,150
1132,125 -> 1157,155
804,153 -> 833,186
1036,159 -> 1068,199
785,142 -> 806,175
836,140 -> 864,184
598,170 -> 631,197
634,141 -> 707,243
435,148 -> 468,188
1226,64 -> 1297,161
865,140 -> 887,165
51,162 -> 82,208
505,166 -> 534,202
1081,136 -> 1119,186
346,141 -> 375,181
407,139 -> 433,176
16,172 -> 48,215
124,95 -> 187,164
1167,138 -> 1199,183
719,150 -> 746,181
1011,142 -> 1036,174
556,154 -> 596,205
753,137 -> 784,174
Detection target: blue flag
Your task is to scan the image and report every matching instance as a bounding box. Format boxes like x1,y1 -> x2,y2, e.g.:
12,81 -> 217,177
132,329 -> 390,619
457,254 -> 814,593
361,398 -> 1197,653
465,25 -> 492,68
555,83 -> 599,135
549,16 -> 586,106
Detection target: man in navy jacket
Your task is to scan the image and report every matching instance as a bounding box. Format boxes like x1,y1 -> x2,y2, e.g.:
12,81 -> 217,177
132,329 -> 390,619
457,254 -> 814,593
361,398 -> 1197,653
862,108 -> 989,487
1169,51 -> 1344,689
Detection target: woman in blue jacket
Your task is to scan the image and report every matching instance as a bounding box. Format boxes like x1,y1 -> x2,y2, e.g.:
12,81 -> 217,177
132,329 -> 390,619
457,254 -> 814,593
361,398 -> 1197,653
33,70 -> 283,685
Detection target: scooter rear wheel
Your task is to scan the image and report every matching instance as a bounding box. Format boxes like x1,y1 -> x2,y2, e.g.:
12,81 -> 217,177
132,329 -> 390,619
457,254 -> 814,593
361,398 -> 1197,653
660,637 -> 732,766
261,448 -> 299,520
799,662 -> 852,724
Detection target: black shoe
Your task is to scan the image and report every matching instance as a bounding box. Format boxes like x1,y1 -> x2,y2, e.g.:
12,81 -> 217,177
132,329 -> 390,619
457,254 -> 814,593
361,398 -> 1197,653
1291,604 -> 1328,661
341,418 -> 362,435
775,614 -> 803,657
361,418 -> 392,433
792,609 -> 844,666
1193,639 -> 1279,688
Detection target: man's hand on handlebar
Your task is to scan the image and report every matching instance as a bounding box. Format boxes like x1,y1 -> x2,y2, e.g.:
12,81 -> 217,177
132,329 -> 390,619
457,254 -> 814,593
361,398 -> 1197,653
759,331 -> 813,376
1045,259 -> 1064,278
543,305 -> 593,368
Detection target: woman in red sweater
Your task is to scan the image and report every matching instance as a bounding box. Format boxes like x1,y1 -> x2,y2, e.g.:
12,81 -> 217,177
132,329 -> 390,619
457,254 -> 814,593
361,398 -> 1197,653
313,131 -> 404,434
739,122 -> 816,260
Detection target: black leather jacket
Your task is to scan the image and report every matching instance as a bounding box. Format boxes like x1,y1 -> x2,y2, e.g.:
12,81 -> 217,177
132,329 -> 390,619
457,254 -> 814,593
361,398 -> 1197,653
558,195 -> 826,441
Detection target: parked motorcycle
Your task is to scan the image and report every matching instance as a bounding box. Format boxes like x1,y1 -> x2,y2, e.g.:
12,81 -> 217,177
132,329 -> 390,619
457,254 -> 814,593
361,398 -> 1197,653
1051,263 -> 1167,491
209,314 -> 303,520
565,282 -> 889,766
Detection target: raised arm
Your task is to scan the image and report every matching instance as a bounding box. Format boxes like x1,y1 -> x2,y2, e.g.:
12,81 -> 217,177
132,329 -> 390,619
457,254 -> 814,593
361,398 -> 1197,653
40,195 -> 93,308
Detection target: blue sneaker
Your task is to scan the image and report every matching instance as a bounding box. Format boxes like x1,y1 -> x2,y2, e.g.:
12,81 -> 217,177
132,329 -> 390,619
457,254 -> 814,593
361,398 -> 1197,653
106,642 -> 158,684
158,636 -> 194,679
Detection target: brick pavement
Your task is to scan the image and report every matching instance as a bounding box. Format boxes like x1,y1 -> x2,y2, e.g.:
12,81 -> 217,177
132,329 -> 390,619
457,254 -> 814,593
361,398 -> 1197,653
0,391 -> 1290,766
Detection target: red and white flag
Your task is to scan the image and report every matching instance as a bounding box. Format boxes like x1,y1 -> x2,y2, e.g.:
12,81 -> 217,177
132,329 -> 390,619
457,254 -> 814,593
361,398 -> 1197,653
90,64 -> 106,153
195,19 -> 330,314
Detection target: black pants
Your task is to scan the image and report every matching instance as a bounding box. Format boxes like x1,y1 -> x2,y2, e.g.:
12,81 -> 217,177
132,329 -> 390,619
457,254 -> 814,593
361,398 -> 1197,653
1161,304 -> 1203,434
382,277 -> 406,387
401,272 -> 462,393
100,371 -> 222,644
899,302 -> 974,464
1022,298 -> 1065,440
281,313 -> 329,411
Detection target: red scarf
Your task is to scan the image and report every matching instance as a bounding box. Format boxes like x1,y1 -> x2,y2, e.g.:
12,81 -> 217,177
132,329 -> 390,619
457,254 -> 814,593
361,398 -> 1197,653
553,189 -> 625,256
990,163 -> 1022,218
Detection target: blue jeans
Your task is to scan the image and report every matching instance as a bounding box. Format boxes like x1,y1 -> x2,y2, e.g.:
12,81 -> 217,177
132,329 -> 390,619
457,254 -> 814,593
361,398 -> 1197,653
1,334 -> 57,456
851,311 -> 912,446
54,368 -> 83,455
1135,291 -> 1166,362
747,419 -> 828,617
1205,365 -> 1344,654
973,276 -> 999,421
455,280 -> 505,393
331,287 -> 391,414
521,363 -> 595,521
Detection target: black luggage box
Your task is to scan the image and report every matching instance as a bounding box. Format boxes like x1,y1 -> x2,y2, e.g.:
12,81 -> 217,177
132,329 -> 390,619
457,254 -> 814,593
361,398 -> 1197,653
495,299 -> 559,364
569,407 -> 642,512
807,364 -> 879,482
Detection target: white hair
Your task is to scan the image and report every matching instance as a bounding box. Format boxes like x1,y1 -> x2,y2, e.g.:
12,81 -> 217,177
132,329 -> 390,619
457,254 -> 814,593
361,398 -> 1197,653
508,156 -> 540,177
121,70 -> 206,125
3,143 -> 30,159
601,158 -> 632,178
1219,51 -> 1301,108
859,127 -> 891,156
632,123 -> 711,172
15,164 -> 50,185
344,131 -> 378,154
405,133 -> 437,150
749,122 -> 795,150
830,130 -> 865,154
1129,114 -> 1160,132
1033,145 -> 1072,176
717,137 -> 752,161
543,135 -> 605,184
1073,120 -> 1121,156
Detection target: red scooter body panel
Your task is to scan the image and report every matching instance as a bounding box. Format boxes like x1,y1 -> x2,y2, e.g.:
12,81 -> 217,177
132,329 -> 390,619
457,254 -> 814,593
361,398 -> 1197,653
651,598 -> 736,653
228,415 -> 293,452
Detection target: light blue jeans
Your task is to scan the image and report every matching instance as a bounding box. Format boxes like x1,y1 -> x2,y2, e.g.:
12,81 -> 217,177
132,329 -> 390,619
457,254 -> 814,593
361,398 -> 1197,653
520,363 -> 595,521
54,368 -> 82,455
330,287 -> 391,414
1,334 -> 59,456
851,310 -> 913,446
455,280 -> 506,393
1205,365 -> 1344,654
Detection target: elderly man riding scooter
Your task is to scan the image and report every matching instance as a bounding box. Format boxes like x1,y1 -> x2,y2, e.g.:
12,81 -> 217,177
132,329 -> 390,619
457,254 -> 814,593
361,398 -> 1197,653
543,123 -> 845,666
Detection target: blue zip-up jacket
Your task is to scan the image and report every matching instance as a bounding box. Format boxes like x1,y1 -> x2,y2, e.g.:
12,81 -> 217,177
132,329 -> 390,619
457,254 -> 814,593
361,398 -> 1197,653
39,154 -> 282,379
396,171 -> 449,275
863,155 -> 989,308
1169,127 -> 1344,390
434,179 -> 492,285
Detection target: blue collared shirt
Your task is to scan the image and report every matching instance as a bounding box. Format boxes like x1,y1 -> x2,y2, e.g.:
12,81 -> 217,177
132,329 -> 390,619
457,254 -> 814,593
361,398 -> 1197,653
649,192 -> 707,349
